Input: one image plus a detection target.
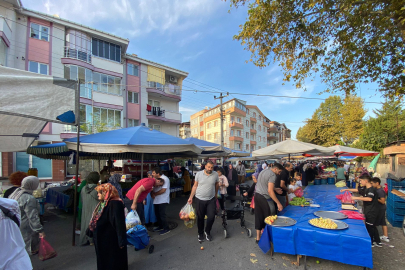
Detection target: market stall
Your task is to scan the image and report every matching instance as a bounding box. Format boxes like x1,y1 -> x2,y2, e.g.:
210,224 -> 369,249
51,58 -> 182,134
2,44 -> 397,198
258,185 -> 373,268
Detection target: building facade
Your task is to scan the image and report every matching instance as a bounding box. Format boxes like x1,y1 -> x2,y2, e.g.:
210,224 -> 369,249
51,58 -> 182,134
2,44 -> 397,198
179,122 -> 191,139
0,0 -> 187,180
190,99 -> 291,152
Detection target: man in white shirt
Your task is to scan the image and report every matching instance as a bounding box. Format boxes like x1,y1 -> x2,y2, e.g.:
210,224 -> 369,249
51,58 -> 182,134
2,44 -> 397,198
151,167 -> 171,235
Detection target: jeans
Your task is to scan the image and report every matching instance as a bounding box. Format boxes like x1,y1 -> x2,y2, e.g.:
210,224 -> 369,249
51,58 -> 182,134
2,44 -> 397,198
154,203 -> 169,230
195,197 -> 216,235
218,194 -> 225,210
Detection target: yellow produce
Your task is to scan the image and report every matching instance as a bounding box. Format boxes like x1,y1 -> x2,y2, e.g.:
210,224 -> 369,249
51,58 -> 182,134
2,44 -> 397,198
189,211 -> 196,220
309,217 -> 338,229
264,215 -> 278,225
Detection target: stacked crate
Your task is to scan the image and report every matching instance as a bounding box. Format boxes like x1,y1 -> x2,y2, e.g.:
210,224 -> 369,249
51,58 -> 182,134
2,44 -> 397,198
386,179 -> 405,227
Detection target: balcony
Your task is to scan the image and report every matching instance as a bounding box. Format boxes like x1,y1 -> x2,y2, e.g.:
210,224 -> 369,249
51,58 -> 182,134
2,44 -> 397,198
225,107 -> 246,117
263,121 -> 270,128
229,136 -> 243,142
147,81 -> 181,100
268,127 -> 279,133
250,141 -> 257,145
268,134 -> 278,140
0,16 -> 11,46
229,121 -> 243,129
250,117 -> 257,122
250,129 -> 257,134
146,106 -> 181,124
64,46 -> 92,64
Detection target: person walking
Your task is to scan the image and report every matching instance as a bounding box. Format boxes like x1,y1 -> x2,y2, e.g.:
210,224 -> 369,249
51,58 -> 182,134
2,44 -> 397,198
79,171 -> 100,246
3,171 -> 28,198
0,197 -> 32,270
90,183 -> 127,270
227,164 -> 238,196
151,167 -> 171,235
254,163 -> 283,243
236,161 -> 246,184
216,167 -> 229,212
188,161 -> 219,242
274,163 -> 294,208
9,176 -> 45,255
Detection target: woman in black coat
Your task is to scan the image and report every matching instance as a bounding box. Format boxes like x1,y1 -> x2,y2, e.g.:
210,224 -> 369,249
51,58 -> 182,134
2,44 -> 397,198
89,183 -> 128,270
226,164 -> 238,196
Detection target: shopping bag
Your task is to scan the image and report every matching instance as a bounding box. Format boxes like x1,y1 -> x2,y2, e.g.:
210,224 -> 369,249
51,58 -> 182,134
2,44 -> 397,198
179,203 -> 195,221
250,195 -> 255,209
126,210 -> 141,230
38,238 -> 57,261
341,191 -> 353,204
294,188 -> 303,197
338,210 -> 365,220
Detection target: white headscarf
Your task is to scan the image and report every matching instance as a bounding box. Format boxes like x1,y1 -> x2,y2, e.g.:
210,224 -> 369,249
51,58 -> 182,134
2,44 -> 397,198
9,176 -> 39,201
262,163 -> 268,170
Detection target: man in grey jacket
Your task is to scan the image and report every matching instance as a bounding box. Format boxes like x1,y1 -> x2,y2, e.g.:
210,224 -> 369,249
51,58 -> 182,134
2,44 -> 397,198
236,161 -> 246,184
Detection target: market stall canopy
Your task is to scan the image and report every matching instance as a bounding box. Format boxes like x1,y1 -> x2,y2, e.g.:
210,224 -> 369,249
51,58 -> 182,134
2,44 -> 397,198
224,148 -> 251,157
328,145 -> 379,157
64,126 -> 203,156
0,66 -> 77,152
252,140 -> 335,158
184,137 -> 230,154
227,155 -> 272,161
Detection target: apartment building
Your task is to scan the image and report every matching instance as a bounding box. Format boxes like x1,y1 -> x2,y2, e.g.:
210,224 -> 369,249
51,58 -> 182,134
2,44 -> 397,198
0,0 -> 187,180
179,122 -> 191,139
190,99 -> 291,152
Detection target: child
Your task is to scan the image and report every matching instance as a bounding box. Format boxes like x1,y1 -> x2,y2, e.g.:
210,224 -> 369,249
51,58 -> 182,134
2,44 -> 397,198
349,175 -> 382,247
371,177 -> 389,242
294,172 -> 302,187
216,168 -> 229,211
288,178 -> 300,202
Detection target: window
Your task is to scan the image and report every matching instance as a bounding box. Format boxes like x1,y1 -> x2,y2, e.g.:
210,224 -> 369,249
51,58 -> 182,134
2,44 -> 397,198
246,132 -> 249,139
259,125 -> 261,131
214,120 -> 218,127
93,72 -> 121,95
246,109 -> 249,114
253,112 -> 256,118
237,130 -> 241,136
214,133 -> 218,139
231,116 -> 235,123
128,119 -> 139,127
127,63 -> 139,76
29,61 -> 48,75
237,117 -> 241,123
236,143 -> 241,150
128,92 -> 138,103
251,145 -> 255,151
208,134 -> 212,140
148,124 -> 161,131
251,134 -> 256,140
207,123 -> 211,129
92,38 -> 121,62
246,144 -> 249,151
259,136 -> 261,142
251,123 -> 255,129
93,107 -> 122,128
0,39 -> 7,66
30,23 -> 49,41
259,115 -> 262,121
231,130 -> 234,136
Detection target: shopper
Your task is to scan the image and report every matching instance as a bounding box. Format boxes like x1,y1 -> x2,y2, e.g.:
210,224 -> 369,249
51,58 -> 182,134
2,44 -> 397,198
126,176 -> 164,224
188,161 -> 219,242
108,174 -> 124,200
4,171 -> 28,198
350,175 -> 382,247
254,163 -> 283,243
181,167 -> 192,194
227,163 -> 238,196
144,171 -> 157,225
151,167 -> 171,235
274,162 -> 293,208
0,197 -> 32,270
90,183 -> 127,270
216,167 -> 229,211
336,164 -> 347,181
371,177 -> 389,242
9,176 -> 45,255
236,161 -> 246,184
80,171 -> 100,246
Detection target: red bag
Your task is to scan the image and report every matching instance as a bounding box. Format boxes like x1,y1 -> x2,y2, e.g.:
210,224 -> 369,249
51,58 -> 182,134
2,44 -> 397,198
341,191 -> 353,204
38,237 -> 57,261
294,188 -> 303,197
335,194 -> 343,200
338,210 -> 365,220
250,195 -> 255,209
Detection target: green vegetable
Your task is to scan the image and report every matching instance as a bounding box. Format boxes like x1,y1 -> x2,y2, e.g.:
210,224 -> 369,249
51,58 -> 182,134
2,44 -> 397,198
290,197 -> 310,206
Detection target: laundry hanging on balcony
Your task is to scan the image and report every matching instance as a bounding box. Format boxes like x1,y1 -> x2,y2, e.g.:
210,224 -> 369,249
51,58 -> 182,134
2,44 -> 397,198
147,104 -> 152,112
147,66 -> 165,85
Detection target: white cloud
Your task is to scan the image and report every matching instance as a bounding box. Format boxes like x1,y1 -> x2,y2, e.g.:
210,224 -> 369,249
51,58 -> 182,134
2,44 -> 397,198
25,0 -> 223,38
183,50 -> 204,61
178,32 -> 201,47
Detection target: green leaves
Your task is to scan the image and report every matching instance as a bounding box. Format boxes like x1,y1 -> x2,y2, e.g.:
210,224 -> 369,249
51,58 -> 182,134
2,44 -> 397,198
228,0 -> 405,98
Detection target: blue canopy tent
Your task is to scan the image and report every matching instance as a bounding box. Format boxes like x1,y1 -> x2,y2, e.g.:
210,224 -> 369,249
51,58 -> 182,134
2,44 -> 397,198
183,137 -> 230,155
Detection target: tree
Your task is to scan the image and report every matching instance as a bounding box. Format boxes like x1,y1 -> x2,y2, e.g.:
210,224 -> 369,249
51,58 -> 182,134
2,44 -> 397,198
341,95 -> 366,144
229,0 -> 405,98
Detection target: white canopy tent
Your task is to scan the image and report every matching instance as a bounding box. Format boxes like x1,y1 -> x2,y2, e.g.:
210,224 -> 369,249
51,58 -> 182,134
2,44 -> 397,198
0,66 -> 77,152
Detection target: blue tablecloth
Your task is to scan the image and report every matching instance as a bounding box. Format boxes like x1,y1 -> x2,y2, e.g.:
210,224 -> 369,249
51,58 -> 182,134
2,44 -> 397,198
258,185 -> 373,269
45,186 -> 71,211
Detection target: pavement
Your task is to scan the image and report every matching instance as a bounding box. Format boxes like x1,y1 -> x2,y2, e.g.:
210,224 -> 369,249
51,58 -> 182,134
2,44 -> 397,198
20,181 -> 405,270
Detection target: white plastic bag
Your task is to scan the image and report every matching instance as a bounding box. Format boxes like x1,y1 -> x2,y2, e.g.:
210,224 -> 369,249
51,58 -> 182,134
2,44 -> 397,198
126,210 -> 141,230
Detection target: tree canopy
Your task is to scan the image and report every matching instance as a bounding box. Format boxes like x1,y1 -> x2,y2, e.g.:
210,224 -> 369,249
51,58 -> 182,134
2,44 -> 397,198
229,0 -> 405,98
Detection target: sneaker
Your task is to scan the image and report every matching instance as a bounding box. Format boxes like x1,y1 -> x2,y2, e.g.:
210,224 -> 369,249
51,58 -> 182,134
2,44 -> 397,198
374,242 -> 383,248
205,232 -> 213,241
159,229 -> 171,236
198,234 -> 204,242
380,236 -> 390,242
153,227 -> 163,232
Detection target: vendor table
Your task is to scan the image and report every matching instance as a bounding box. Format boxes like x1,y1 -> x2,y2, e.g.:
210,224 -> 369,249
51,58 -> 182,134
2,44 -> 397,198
45,186 -> 71,212
258,185 -> 373,269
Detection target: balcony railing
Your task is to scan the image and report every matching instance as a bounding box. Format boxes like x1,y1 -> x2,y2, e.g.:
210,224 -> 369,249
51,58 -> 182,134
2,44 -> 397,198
229,121 -> 243,129
147,81 -> 182,96
64,46 -> 92,64
147,106 -> 165,117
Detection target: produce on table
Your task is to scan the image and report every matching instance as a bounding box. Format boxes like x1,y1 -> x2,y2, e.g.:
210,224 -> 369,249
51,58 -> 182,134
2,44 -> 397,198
309,217 -> 338,229
264,215 -> 278,225
289,197 -> 310,206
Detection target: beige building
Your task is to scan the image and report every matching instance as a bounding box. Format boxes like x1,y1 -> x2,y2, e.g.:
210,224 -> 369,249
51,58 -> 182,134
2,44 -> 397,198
179,122 -> 191,139
190,99 -> 291,152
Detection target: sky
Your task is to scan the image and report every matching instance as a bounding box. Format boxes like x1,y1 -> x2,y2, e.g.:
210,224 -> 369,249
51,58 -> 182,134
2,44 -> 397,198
23,0 -> 385,139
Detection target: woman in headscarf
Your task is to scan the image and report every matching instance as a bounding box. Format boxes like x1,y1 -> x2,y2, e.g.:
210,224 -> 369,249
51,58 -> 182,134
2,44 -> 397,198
262,163 -> 268,171
80,171 -> 100,246
75,170 -> 89,234
90,183 -> 127,270
3,171 -> 27,198
181,167 -> 191,194
108,174 -> 123,200
227,164 -> 238,196
9,176 -> 45,255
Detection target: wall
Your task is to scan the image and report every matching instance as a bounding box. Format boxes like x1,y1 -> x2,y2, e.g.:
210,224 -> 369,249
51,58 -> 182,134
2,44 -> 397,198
51,22 -> 65,78
92,56 -> 123,74
361,162 -> 391,178
140,64 -> 148,125
1,152 -> 13,177
93,91 -> 124,106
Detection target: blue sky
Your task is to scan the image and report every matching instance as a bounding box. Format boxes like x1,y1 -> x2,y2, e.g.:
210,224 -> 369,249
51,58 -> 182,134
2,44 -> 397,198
24,0 -> 384,139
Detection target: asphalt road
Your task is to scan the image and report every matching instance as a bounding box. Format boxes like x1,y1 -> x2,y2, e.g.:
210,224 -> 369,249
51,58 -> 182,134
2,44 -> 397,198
31,185 -> 404,270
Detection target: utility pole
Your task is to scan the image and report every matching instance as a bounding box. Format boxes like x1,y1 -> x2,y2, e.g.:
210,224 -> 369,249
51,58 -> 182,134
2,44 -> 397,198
214,92 -> 229,166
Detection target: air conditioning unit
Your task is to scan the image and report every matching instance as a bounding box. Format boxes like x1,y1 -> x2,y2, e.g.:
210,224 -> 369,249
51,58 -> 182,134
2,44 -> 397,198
169,76 -> 177,83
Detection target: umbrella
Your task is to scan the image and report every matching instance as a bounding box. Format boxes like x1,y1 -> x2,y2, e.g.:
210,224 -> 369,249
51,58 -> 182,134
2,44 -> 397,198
252,139 -> 335,160
328,145 -> 379,157
368,153 -> 381,172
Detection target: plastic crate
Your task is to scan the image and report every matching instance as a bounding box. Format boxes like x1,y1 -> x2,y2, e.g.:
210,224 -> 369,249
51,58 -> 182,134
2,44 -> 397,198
387,214 -> 403,228
387,193 -> 405,209
387,204 -> 405,216
386,207 -> 404,222
387,178 -> 405,192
